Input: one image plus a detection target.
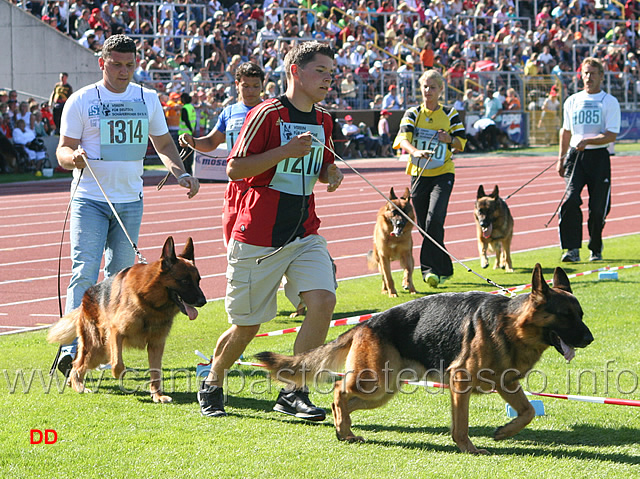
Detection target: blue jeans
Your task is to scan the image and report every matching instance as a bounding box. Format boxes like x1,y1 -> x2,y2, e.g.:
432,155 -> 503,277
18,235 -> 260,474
61,197 -> 143,357
66,197 -> 143,313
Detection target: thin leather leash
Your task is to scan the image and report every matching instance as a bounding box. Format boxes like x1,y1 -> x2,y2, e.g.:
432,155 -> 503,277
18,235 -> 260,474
309,133 -> 513,296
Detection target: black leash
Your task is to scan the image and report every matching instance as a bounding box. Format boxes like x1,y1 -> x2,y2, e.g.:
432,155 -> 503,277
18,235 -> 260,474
504,158 -> 558,201
49,169 -> 84,376
408,129 -> 440,198
158,147 -> 194,190
545,151 -> 578,228
309,133 -> 513,296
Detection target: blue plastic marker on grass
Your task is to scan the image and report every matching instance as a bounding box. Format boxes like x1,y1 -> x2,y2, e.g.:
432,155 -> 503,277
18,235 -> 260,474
506,400 -> 545,418
598,271 -> 619,280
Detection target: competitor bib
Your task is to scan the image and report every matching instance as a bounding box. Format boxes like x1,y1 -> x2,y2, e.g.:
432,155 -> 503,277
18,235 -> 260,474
225,116 -> 244,151
571,99 -> 603,137
99,100 -> 149,161
411,127 -> 446,169
270,122 -> 325,195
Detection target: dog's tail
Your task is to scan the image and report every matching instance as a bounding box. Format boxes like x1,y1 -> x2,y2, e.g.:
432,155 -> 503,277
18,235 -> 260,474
255,326 -> 360,389
366,249 -> 378,271
46,310 -> 80,345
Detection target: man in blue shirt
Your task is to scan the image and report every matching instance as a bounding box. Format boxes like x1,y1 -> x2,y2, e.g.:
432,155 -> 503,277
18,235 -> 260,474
179,62 -> 264,244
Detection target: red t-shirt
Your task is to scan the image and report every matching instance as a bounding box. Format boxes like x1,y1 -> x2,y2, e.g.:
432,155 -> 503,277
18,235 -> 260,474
229,96 -> 335,247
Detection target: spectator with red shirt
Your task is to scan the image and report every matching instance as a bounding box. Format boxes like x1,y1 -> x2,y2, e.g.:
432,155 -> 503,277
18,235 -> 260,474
444,59 -> 465,90
0,113 -> 12,139
88,7 -> 102,29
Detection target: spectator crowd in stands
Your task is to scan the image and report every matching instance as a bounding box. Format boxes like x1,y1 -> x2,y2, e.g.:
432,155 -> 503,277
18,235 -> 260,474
4,0 -> 640,152
0,88 -> 54,172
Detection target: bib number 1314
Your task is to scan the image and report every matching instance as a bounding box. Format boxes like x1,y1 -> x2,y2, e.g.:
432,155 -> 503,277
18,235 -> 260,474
106,119 -> 144,144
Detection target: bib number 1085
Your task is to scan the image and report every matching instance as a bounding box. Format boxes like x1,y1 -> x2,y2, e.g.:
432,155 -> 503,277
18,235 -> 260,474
573,109 -> 601,126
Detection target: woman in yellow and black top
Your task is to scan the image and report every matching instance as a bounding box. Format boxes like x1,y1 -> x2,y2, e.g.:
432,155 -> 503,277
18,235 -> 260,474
392,70 -> 467,288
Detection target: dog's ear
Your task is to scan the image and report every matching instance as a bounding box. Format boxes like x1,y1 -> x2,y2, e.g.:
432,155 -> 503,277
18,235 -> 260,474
180,237 -> 195,262
161,236 -> 177,270
530,263 -> 550,302
402,187 -> 410,200
552,267 -> 572,293
477,185 -> 485,199
389,187 -> 397,200
491,185 -> 499,198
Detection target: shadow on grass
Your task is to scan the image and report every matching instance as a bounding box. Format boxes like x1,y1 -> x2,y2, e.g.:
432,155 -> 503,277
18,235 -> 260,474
360,423 -> 640,463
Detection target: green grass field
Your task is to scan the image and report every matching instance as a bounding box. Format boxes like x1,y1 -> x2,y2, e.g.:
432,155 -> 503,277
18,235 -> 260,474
1,236 -> 639,478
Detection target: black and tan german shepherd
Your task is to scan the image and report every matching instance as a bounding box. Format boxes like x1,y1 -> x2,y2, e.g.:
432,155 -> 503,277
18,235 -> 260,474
366,187 -> 416,297
257,264 -> 593,454
474,185 -> 514,272
48,237 -> 207,403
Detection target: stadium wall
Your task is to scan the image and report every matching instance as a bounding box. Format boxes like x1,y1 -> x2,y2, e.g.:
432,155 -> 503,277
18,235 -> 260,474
0,0 -> 99,101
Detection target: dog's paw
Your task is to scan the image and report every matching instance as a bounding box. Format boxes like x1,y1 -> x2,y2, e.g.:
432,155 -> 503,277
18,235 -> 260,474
493,427 -> 507,440
402,285 -> 417,294
152,393 -> 173,403
344,435 -> 365,443
458,441 -> 491,455
470,448 -> 491,455
505,267 -> 514,273
289,307 -> 306,318
493,425 -> 515,441
73,383 -> 92,394
336,431 -> 365,443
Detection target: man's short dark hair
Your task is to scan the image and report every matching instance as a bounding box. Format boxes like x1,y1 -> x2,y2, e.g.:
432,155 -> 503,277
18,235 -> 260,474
235,62 -> 265,83
284,41 -> 334,79
101,34 -> 137,59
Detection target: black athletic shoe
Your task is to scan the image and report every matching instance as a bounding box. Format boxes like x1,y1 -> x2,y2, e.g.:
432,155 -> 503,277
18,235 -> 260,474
273,388 -> 326,422
57,354 -> 73,378
198,382 -> 227,417
589,251 -> 603,262
561,248 -> 580,263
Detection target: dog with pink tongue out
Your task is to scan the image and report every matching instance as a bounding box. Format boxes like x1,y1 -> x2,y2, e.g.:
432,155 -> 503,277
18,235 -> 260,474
474,185 -> 514,272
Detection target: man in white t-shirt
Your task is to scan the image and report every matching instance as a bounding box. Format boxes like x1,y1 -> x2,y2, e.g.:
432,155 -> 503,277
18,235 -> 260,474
557,57 -> 621,263
53,34 -> 200,376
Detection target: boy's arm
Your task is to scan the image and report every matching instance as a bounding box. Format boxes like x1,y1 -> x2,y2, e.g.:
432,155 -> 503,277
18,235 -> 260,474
227,133 -> 314,180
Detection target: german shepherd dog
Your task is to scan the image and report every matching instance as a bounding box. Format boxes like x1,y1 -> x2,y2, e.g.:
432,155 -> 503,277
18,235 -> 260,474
48,237 -> 207,403
474,185 -> 514,272
257,264 -> 593,454
366,187 -> 416,297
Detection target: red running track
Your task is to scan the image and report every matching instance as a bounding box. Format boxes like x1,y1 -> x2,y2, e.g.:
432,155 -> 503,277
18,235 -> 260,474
1,153 -> 639,334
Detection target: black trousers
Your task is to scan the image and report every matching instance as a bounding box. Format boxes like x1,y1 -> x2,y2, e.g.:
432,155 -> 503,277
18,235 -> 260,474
410,173 -> 455,277
53,102 -> 65,135
559,148 -> 611,254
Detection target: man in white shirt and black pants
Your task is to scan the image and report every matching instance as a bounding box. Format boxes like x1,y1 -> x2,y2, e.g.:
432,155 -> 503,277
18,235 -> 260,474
557,57 -> 621,263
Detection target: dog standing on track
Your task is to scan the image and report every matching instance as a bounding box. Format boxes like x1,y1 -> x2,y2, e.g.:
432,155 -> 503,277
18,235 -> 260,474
47,237 -> 207,403
474,185 -> 514,272
367,187 -> 416,297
